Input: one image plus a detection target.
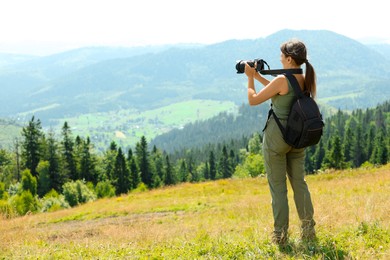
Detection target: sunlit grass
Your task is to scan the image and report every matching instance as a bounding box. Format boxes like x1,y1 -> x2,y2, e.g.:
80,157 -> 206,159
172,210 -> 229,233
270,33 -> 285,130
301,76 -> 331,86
1,164 -> 389,259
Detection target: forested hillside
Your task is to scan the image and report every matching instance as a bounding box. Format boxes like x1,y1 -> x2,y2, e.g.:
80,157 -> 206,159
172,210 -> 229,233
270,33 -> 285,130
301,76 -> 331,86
151,101 -> 335,154
153,100 -> 389,172
150,103 -> 268,153
0,100 -> 388,218
305,100 -> 389,172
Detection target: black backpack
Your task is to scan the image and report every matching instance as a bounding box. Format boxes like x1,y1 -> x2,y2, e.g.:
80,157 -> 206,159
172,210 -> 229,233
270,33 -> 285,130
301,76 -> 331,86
267,73 -> 324,148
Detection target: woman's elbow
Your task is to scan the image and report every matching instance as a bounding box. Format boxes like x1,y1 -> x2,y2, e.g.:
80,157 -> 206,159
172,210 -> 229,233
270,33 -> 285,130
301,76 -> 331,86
248,97 -> 260,106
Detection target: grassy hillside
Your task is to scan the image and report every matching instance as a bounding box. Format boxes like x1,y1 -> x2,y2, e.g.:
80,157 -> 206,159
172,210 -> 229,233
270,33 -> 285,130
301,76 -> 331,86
0,119 -> 22,150
53,99 -> 237,151
0,100 -> 237,151
1,165 -> 389,259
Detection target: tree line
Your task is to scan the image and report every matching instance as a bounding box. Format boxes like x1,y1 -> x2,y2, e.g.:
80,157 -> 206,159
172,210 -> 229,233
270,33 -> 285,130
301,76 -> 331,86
0,100 -> 389,217
305,100 -> 389,172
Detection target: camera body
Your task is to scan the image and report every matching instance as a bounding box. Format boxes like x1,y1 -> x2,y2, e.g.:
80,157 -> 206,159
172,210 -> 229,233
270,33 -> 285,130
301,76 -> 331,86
235,59 -> 303,76
235,59 -> 268,74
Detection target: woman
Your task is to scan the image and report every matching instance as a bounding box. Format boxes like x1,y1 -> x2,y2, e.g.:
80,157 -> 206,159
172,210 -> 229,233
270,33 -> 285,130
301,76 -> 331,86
244,39 -> 316,245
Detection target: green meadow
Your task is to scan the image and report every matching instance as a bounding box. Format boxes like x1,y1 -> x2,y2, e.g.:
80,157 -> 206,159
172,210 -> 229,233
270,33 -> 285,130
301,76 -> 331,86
55,99 -> 237,150
1,164 -> 389,259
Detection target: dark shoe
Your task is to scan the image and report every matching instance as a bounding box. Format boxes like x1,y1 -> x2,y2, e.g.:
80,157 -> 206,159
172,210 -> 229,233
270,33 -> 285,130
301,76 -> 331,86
301,220 -> 316,241
272,231 -> 288,246
301,227 -> 316,241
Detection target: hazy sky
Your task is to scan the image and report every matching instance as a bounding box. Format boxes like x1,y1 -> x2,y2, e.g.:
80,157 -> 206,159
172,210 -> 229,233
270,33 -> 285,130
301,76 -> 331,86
0,0 -> 388,55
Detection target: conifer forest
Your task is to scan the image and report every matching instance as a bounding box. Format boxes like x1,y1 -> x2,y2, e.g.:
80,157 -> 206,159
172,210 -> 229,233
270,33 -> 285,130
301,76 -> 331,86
0,101 -> 388,217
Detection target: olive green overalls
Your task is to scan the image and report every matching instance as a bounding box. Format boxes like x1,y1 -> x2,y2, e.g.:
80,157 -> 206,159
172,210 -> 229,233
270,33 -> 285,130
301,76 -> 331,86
262,77 -> 316,241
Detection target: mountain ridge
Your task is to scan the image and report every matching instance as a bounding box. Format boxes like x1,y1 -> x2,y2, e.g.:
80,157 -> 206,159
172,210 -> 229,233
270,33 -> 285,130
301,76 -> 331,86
1,29 -> 389,122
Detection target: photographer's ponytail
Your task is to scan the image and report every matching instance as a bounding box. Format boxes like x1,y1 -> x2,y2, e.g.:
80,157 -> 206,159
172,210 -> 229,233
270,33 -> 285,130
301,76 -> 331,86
304,60 -> 317,98
281,40 -> 317,99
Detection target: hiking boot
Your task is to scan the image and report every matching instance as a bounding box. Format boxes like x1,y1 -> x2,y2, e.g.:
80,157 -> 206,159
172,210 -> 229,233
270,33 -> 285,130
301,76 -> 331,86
272,231 -> 288,246
301,227 -> 317,241
301,219 -> 316,241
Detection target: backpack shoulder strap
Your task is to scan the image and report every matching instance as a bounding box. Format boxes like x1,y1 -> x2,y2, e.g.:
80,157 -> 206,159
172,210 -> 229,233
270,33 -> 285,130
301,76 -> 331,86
270,105 -> 286,135
284,73 -> 304,99
263,104 -> 286,135
264,73 -> 302,135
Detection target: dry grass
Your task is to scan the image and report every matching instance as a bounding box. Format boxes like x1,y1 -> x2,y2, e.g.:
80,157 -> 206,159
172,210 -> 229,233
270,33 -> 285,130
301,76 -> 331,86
1,164 -> 389,259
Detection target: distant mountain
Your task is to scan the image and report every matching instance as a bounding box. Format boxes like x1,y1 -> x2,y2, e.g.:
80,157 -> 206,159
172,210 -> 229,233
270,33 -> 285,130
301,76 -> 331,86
0,53 -> 35,68
1,29 -> 389,122
367,44 -> 390,61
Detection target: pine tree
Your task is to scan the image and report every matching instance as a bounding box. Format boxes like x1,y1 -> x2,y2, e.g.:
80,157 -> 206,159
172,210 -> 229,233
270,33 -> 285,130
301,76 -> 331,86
113,147 -> 131,195
325,133 -> 345,169
342,127 -> 354,164
127,148 -> 140,190
203,161 -> 210,180
229,149 -> 237,171
365,125 -> 376,162
209,151 -> 216,180
164,155 -> 175,185
103,142 -> 118,181
136,136 -> 152,187
187,154 -> 198,182
375,107 -> 386,130
178,159 -> 188,182
304,145 -> 316,173
151,146 -> 164,187
73,136 -> 83,178
313,139 -> 325,171
220,145 -> 232,178
370,129 -> 388,165
45,131 -> 63,192
79,137 -> 97,184
21,116 -> 44,177
61,122 -> 77,181
352,125 -> 364,167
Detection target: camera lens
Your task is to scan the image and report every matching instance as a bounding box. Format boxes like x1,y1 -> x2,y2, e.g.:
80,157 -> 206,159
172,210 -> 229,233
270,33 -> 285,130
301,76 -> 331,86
235,60 -> 244,74
235,60 -> 254,74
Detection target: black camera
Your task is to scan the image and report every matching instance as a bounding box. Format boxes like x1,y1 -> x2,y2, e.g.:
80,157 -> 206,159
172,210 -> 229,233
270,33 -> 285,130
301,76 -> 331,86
235,59 -> 269,74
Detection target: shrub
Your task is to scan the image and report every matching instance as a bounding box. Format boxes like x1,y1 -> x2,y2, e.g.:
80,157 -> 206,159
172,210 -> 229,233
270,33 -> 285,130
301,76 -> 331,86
37,161 -> 51,197
233,153 -> 265,178
0,182 -> 5,199
9,190 -> 38,215
360,161 -> 374,169
7,183 -> 21,196
95,180 -> 116,198
133,182 -> 148,193
21,169 -> 37,196
44,189 -> 60,198
62,180 -> 97,207
40,196 -> 70,212
0,200 -> 14,219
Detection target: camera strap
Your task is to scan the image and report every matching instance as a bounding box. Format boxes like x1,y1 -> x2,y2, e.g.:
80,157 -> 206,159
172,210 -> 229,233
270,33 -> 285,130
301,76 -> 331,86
260,68 -> 303,77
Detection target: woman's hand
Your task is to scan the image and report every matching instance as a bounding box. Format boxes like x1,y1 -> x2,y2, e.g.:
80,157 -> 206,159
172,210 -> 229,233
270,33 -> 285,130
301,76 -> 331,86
244,62 -> 256,78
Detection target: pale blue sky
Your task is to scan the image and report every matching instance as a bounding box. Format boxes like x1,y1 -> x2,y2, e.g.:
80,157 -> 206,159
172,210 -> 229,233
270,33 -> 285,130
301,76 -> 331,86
0,0 -> 388,55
